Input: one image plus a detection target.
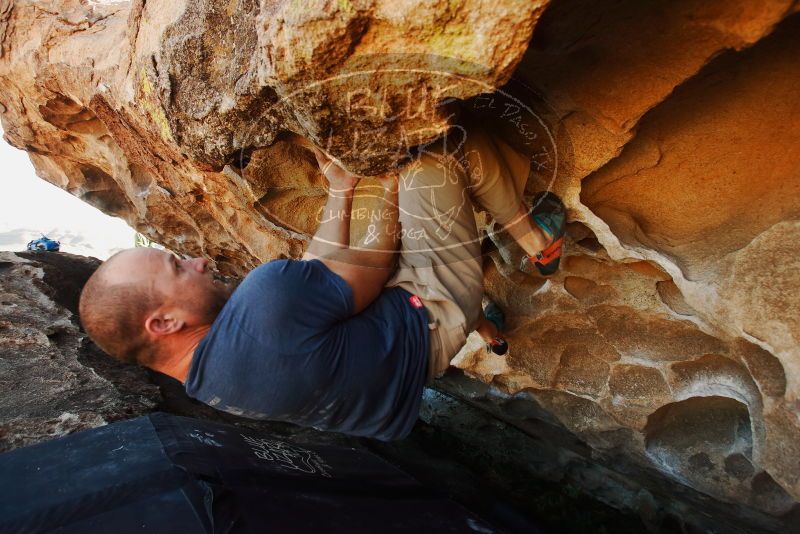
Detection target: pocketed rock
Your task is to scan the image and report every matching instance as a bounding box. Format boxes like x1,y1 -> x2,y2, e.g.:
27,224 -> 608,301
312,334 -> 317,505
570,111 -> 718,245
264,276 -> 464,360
1,0 -> 799,529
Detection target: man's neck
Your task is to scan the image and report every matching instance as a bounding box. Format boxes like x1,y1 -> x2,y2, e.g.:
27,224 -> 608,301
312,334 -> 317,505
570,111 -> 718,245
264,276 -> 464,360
155,324 -> 212,383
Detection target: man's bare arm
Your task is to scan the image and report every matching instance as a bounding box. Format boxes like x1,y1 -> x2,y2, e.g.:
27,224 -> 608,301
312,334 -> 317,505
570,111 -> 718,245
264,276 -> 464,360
303,147 -> 359,259
303,185 -> 355,259
299,144 -> 401,314
318,178 -> 400,314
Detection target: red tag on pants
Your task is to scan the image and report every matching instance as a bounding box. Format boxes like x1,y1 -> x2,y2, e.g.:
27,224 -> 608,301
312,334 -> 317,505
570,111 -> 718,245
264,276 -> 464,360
408,294 -> 423,309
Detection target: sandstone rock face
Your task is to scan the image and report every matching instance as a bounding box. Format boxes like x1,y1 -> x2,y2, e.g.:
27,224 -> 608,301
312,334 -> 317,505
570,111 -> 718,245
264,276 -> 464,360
0,0 -> 545,273
1,0 -> 799,528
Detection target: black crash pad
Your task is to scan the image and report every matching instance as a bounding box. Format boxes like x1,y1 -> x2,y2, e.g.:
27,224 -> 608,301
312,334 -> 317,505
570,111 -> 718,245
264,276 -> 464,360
0,413 -> 498,533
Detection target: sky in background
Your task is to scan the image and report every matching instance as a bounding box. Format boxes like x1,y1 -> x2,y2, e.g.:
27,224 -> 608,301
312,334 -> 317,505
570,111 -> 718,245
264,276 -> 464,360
0,126 -> 136,260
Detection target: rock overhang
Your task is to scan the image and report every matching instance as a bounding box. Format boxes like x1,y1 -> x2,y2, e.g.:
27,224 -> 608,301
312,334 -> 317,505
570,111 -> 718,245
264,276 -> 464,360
0,0 -> 798,527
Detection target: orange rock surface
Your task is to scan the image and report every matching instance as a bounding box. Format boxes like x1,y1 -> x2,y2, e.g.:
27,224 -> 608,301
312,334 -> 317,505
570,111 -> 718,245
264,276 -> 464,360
1,0 -> 798,524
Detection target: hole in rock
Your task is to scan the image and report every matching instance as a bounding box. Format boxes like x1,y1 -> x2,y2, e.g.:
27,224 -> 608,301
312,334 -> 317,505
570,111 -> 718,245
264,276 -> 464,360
724,453 -> 754,480
228,146 -> 254,170
688,452 -> 714,473
576,236 -> 603,252
76,164 -> 132,219
565,221 -> 595,242
645,396 -> 752,482
46,329 -> 69,347
39,95 -> 105,135
656,280 -> 695,316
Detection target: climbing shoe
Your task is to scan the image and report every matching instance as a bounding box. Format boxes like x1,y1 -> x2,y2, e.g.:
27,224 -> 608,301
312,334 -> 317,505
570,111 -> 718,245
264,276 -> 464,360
483,301 -> 508,356
521,191 -> 566,276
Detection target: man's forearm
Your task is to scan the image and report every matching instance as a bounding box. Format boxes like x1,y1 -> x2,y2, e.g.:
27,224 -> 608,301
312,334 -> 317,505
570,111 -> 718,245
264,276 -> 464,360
350,180 -> 400,269
305,186 -> 355,258
317,179 -> 400,313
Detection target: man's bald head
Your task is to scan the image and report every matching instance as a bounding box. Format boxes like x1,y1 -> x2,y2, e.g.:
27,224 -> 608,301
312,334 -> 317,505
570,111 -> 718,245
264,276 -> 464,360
79,248 -> 231,367
79,249 -> 165,364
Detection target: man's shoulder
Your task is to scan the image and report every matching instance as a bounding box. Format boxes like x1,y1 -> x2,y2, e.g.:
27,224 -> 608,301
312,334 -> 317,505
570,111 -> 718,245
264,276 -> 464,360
200,261 -> 305,347
237,258 -> 306,290
245,258 -> 322,279
231,258 -> 345,311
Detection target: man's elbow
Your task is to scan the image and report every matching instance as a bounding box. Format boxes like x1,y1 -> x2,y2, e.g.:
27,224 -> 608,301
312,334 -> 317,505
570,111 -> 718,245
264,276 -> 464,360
319,251 -> 397,314
349,264 -> 397,314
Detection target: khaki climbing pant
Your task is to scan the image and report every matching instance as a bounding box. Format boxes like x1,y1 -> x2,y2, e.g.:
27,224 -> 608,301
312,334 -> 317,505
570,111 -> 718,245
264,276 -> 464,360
384,124 -> 531,382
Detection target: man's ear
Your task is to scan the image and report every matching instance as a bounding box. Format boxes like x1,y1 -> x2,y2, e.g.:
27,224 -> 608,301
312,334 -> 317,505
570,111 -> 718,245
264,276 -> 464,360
144,311 -> 185,337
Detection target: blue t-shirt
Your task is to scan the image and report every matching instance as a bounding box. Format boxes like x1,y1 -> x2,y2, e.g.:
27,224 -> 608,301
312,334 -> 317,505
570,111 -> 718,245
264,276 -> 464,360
185,259 -> 430,441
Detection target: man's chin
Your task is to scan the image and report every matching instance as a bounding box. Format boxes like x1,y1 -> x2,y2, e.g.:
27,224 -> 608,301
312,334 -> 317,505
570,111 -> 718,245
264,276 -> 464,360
212,278 -> 234,298
201,289 -> 231,325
